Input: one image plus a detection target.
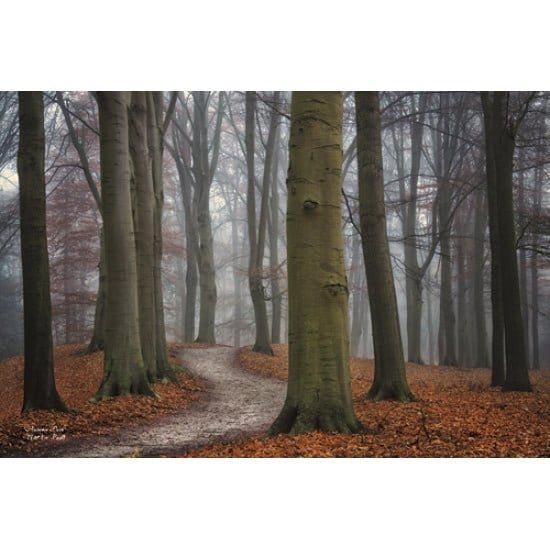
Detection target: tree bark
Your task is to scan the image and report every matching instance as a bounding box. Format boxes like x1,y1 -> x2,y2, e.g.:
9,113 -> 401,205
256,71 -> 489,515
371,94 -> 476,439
269,91 -> 362,435
480,92 -> 506,386
485,92 -> 531,391
18,91 -> 68,412
129,91 -> 157,381
355,91 -> 414,402
147,91 -> 176,381
192,92 -> 221,344
92,92 -> 155,400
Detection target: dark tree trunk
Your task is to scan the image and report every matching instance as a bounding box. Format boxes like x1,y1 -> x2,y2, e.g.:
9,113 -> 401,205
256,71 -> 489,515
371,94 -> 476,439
18,91 -> 68,413
480,92 -> 506,386
484,92 -> 531,391
355,91 -> 414,402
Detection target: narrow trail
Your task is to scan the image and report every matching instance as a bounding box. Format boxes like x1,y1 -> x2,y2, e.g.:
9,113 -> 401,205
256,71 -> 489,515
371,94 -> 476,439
35,346 -> 286,457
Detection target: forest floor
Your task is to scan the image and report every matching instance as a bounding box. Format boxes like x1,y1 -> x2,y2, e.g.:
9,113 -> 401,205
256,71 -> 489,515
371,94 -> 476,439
0,344 -> 285,457
167,344 -> 550,458
1,343 -> 548,457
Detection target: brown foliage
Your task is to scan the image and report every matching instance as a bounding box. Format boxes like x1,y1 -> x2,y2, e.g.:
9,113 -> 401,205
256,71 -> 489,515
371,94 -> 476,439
181,345 -> 550,457
0,343 -> 205,455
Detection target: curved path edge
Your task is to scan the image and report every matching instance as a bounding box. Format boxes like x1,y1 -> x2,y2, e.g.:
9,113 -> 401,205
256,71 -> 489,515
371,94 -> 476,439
17,347 -> 286,458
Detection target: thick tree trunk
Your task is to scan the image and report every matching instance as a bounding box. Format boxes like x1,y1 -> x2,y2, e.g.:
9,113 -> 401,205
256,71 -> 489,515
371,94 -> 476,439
491,92 -> 531,391
480,93 -> 506,386
18,91 -> 68,413
93,92 -> 155,400
129,91 -> 157,381
269,92 -> 362,435
245,91 -> 273,355
147,92 -> 176,381
355,91 -> 414,402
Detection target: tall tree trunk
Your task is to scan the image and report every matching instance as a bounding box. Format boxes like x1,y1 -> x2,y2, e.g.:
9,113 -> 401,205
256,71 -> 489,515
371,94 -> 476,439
18,91 -> 68,412
491,92 -> 531,391
481,92 -> 506,386
402,94 -> 428,364
129,91 -> 157,381
355,91 -> 414,402
147,92 -> 176,381
193,92 -> 219,344
269,92 -> 362,435
92,92 -> 155,400
245,91 -> 273,355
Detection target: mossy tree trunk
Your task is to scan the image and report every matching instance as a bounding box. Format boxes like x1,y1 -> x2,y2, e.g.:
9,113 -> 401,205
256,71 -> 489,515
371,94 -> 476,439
355,91 -> 414,402
129,91 -> 157,381
93,91 -> 155,400
147,91 -> 176,381
268,91 -> 362,435
18,91 -> 68,413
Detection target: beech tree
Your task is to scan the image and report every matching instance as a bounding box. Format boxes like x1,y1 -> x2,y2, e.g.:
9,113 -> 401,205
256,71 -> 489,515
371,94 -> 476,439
355,91 -> 414,401
269,91 -> 362,435
17,91 -> 68,412
92,91 -> 155,400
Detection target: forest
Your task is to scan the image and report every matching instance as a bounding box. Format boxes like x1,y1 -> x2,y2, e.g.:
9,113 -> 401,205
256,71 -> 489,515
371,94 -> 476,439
2,3 -> 549,550
0,89 -> 548,459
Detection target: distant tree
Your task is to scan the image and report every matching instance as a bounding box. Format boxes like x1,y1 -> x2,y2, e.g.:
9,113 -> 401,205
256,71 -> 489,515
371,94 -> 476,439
146,91 -> 177,381
245,91 -> 276,355
92,92 -> 155,400
355,91 -> 414,401
17,91 -> 68,412
269,91 -> 362,435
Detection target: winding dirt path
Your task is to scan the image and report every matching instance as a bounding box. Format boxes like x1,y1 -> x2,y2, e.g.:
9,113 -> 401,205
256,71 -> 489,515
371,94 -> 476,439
35,346 -> 286,457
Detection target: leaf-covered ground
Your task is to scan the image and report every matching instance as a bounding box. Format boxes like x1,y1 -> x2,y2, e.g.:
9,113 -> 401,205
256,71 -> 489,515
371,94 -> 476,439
178,344 -> 550,458
0,343 -> 206,456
